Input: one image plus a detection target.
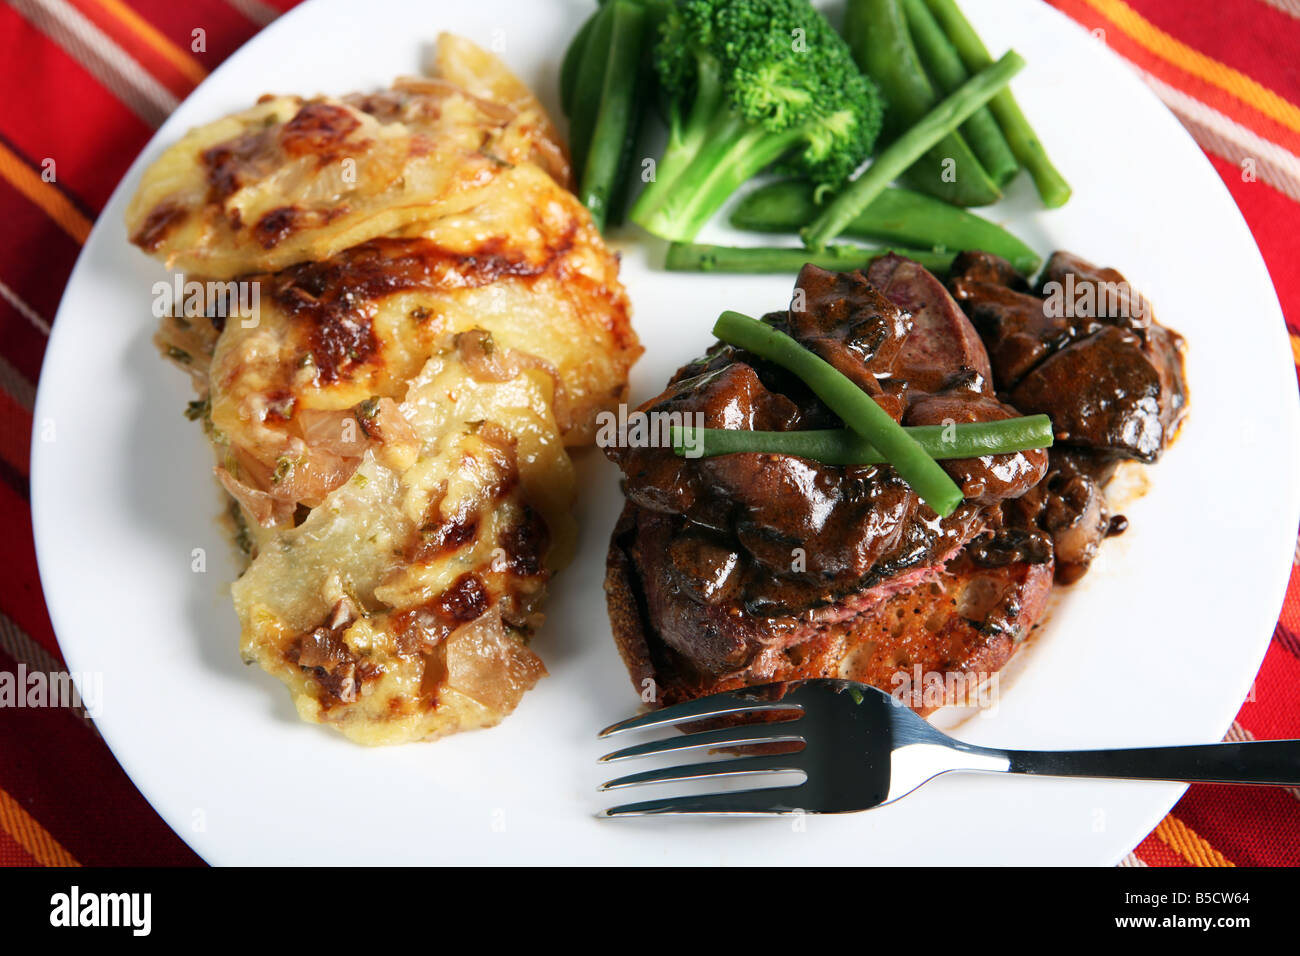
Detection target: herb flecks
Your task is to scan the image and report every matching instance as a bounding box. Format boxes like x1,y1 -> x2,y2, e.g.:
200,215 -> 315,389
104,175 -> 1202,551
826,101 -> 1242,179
355,396 -> 381,437
273,455 -> 298,484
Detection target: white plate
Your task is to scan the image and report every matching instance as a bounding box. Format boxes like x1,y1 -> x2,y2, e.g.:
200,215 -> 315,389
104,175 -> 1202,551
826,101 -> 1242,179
31,0 -> 1300,865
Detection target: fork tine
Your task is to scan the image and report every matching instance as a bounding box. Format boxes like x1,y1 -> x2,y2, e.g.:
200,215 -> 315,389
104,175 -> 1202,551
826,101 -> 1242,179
602,785 -> 807,817
600,754 -> 803,791
600,724 -> 804,763
598,693 -> 803,738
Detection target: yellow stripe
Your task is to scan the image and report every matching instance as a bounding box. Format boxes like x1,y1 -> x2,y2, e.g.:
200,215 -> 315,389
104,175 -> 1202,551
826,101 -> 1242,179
93,0 -> 208,87
1083,0 -> 1300,136
1153,814 -> 1235,867
0,142 -> 92,244
0,787 -> 79,867
1290,333 -> 1300,367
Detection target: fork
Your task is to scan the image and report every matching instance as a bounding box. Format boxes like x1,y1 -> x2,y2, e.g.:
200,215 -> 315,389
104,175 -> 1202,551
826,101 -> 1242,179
597,679 -> 1300,816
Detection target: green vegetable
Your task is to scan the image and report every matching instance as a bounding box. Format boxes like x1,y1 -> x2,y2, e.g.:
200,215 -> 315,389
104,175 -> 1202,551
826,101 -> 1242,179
922,0 -> 1071,207
560,11 -> 597,118
670,415 -> 1054,463
712,310 -> 963,516
845,0 -> 1000,207
628,0 -> 884,242
580,0 -> 652,229
801,50 -> 1025,250
566,4 -> 616,183
899,0 -> 1018,186
665,240 -> 955,274
562,0 -> 660,230
731,179 -> 1040,273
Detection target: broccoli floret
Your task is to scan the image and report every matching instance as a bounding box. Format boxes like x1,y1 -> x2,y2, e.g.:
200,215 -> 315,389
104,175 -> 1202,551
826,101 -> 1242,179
630,0 -> 883,242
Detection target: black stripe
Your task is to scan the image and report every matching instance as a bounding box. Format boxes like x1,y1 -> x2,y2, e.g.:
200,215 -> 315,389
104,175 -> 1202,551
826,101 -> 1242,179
1274,620 -> 1300,660
0,455 -> 29,501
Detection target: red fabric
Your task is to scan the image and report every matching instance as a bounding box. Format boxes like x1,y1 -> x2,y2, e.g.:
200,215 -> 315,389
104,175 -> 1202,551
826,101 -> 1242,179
0,0 -> 1295,866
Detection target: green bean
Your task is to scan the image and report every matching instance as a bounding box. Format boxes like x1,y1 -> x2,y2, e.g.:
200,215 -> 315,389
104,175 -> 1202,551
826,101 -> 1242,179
712,311 -> 963,516
899,0 -> 1018,186
560,12 -> 598,119
579,0 -> 650,230
566,3 -> 616,182
922,0 -> 1071,207
802,50 -> 1025,250
665,241 -> 955,275
731,180 -> 1040,273
845,0 -> 1000,208
670,416 -> 1054,463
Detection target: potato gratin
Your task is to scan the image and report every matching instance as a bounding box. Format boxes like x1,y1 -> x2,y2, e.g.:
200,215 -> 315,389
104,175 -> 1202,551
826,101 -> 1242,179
128,35 -> 640,744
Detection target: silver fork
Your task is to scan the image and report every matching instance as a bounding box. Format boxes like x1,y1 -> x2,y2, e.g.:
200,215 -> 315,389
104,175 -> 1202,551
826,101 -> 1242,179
597,679 -> 1300,816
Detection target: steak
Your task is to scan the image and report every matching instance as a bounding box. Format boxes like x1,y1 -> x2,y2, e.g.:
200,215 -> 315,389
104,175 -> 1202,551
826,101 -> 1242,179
949,250 -> 1187,582
607,502 -> 1054,714
605,258 -> 1052,708
605,252 -> 1186,711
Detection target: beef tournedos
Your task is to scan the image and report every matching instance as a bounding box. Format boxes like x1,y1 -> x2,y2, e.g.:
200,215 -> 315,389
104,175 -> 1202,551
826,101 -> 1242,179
605,251 -> 1187,709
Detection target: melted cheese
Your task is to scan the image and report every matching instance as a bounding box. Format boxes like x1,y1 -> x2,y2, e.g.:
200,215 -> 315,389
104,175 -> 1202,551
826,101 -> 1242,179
126,35 -> 570,279
232,358 -> 574,744
204,167 -> 636,520
132,35 -> 639,744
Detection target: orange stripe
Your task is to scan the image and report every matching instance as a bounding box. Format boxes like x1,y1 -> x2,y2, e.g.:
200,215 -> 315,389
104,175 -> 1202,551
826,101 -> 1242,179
0,786 -> 79,867
1153,814 -> 1235,867
0,142 -> 92,244
1080,0 -> 1300,137
1054,0 -> 1300,157
91,0 -> 207,87
1291,333 -> 1300,367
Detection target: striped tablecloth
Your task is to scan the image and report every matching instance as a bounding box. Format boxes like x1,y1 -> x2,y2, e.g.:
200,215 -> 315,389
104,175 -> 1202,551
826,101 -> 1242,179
0,0 -> 1296,867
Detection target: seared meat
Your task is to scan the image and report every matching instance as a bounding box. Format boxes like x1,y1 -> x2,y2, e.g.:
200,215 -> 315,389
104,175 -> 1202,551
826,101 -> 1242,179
785,265 -> 911,396
609,263 -> 1044,614
1037,251 -> 1153,328
1142,323 -> 1190,445
950,268 -> 1076,388
605,259 -> 1050,707
1011,325 -> 1166,461
951,250 -> 1187,461
906,392 -> 1049,503
607,503 -> 1054,713
993,450 -> 1117,585
606,250 -> 1186,714
867,254 -> 992,393
950,250 -> 1187,582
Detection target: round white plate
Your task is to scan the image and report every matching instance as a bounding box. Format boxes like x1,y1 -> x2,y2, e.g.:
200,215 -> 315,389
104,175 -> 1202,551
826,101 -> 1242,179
32,0 -> 1300,865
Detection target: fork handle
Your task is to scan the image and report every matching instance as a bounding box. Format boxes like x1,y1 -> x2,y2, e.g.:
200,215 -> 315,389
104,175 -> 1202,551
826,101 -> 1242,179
1000,740 -> 1300,786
